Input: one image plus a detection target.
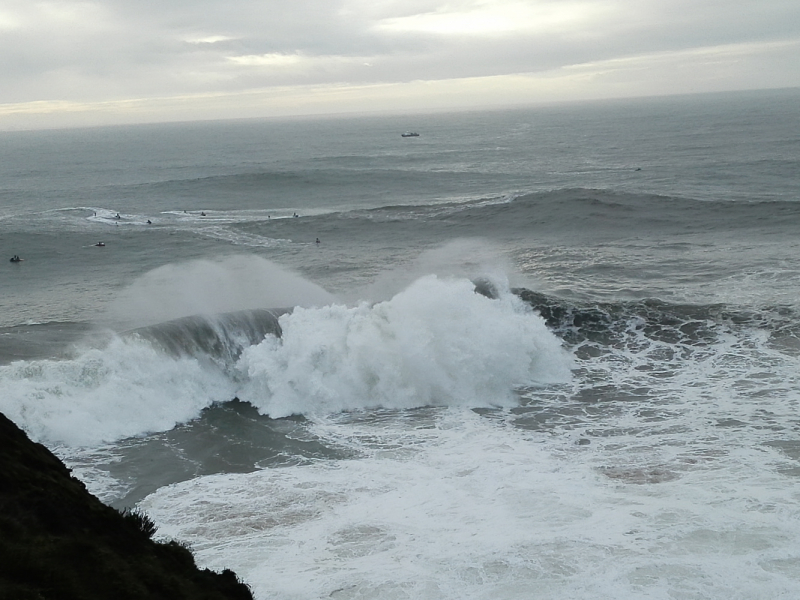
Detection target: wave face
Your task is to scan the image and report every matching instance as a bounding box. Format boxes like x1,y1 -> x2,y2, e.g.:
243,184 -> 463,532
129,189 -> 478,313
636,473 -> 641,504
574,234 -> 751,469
0,276 -> 572,446
126,309 -> 284,366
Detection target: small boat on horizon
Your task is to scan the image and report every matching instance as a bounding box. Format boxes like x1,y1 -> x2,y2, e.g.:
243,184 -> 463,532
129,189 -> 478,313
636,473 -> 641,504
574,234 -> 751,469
401,132 -> 420,137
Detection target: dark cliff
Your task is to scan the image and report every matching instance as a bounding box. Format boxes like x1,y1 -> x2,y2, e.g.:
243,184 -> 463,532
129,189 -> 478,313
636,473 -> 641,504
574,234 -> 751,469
0,412 -> 254,600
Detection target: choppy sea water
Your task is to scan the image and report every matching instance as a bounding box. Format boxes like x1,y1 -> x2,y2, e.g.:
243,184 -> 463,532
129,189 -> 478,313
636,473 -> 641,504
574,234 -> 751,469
2,88 -> 800,599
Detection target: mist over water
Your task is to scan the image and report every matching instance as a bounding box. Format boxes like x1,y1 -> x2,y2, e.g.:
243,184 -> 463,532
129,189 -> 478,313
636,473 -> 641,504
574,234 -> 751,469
107,255 -> 336,330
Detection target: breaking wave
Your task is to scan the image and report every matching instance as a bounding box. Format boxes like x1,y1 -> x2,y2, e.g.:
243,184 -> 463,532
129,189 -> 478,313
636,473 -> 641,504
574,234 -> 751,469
0,276 -> 572,446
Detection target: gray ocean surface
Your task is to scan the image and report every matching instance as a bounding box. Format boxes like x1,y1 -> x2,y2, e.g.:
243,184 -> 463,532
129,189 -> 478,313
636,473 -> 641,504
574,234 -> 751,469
2,88 -> 800,599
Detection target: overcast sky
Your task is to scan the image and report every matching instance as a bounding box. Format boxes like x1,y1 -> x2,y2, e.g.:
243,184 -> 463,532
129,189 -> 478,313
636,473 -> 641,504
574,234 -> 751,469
1,0 -> 798,129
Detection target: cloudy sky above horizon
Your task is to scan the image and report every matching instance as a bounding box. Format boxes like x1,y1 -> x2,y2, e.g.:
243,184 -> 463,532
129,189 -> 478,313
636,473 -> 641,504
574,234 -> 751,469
1,0 -> 798,129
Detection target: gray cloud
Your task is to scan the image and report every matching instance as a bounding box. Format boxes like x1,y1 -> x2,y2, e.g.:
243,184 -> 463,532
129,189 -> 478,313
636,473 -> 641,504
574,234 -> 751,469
1,0 -> 798,125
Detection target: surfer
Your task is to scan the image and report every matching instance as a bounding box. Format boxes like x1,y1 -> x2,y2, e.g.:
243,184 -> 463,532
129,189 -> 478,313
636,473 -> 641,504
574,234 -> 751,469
201,211 -> 206,216
147,219 -> 152,224
315,238 -> 320,244
115,213 -> 121,219
9,255 -> 21,263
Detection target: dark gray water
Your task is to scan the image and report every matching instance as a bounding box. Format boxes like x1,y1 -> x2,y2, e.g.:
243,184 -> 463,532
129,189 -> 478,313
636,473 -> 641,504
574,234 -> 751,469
2,89 -> 800,599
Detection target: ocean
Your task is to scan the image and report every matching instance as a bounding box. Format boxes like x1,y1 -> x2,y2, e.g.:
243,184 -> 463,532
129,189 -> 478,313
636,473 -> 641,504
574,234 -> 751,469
2,88 -> 800,599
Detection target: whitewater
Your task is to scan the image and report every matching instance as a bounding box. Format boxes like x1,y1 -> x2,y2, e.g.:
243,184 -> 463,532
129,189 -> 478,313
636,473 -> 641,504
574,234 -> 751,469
2,88 -> 800,599
2,273 -> 571,446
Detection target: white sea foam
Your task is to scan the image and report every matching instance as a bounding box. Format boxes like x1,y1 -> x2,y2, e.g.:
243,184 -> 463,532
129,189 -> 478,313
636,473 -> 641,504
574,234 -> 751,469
236,275 -> 572,418
141,408 -> 800,600
0,336 -> 235,446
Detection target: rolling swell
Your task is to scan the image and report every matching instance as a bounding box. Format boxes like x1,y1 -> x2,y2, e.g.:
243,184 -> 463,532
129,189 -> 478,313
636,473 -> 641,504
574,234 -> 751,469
125,309 -> 285,365
463,189 -> 800,238
235,188 -> 800,245
141,167 -> 501,211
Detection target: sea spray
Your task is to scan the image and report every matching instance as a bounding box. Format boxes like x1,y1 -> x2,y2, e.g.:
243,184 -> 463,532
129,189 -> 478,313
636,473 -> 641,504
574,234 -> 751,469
353,238 -> 521,304
106,255 -> 335,330
236,275 -> 572,418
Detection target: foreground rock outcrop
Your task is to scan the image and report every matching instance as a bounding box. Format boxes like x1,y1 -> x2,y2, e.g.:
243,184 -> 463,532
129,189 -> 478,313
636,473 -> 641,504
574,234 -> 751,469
0,412 -> 254,600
